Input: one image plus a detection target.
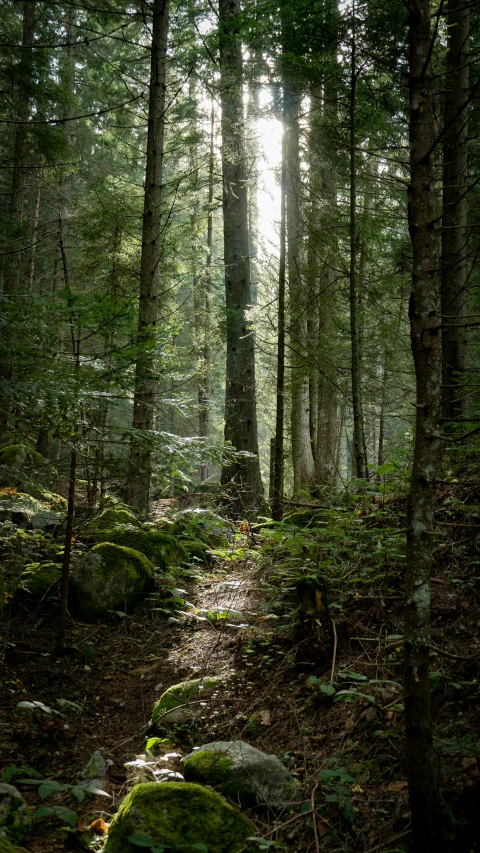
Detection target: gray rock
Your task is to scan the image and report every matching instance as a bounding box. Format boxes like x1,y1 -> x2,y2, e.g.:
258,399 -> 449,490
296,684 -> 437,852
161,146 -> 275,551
0,783 -> 32,844
183,740 -> 299,809
81,749 -> 107,780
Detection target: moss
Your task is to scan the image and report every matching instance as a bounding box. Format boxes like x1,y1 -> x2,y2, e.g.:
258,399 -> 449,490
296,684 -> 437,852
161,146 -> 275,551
182,751 -> 233,786
291,489 -> 312,502
284,509 -> 327,528
0,840 -> 31,853
152,677 -> 219,722
0,784 -> 32,845
19,563 -> 60,599
245,712 -> 261,738
103,782 -> 252,853
95,529 -> 187,569
84,507 -> 142,534
70,543 -> 154,623
181,538 -> 212,564
168,509 -> 230,549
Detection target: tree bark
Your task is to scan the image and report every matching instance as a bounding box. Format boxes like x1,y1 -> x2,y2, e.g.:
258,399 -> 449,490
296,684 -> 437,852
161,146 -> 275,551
271,94 -> 287,522
405,1 -> 454,848
441,0 -> 469,421
349,28 -> 366,481
284,73 -> 315,493
0,0 -> 36,440
219,0 -> 263,518
130,0 -> 170,516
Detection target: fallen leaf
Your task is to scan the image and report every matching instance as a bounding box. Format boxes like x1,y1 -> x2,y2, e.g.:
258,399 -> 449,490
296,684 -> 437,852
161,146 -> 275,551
76,817 -> 88,833
431,578 -> 445,585
317,818 -> 329,837
388,780 -> 407,792
260,710 -> 271,726
90,818 -> 108,835
344,716 -> 354,730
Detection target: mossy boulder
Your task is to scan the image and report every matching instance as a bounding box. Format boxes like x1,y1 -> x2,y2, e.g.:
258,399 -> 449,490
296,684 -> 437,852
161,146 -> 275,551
168,509 -> 231,550
291,489 -> 312,502
283,509 -> 327,529
0,784 -> 32,845
0,445 -> 56,490
152,677 -> 220,725
103,782 -> 253,853
70,543 -> 154,623
83,507 -> 142,535
181,538 -> 212,564
95,529 -> 187,569
183,741 -> 299,809
18,562 -> 60,600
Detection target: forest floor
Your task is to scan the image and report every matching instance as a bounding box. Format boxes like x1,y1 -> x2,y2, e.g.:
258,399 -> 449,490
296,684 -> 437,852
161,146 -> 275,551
1,489 -> 480,853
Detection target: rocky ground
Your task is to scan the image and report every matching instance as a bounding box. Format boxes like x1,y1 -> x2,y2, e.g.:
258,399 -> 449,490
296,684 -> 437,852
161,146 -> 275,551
1,494 -> 480,852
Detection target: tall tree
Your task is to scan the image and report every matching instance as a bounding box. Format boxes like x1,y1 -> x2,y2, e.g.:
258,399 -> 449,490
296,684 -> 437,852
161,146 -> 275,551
349,14 -> 366,480
130,0 -> 170,515
0,0 -> 36,440
404,0 -> 453,848
219,0 -> 263,517
441,0 -> 470,421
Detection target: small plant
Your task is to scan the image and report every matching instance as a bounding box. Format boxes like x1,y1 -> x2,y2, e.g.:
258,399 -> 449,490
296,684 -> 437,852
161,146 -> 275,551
318,766 -> 356,825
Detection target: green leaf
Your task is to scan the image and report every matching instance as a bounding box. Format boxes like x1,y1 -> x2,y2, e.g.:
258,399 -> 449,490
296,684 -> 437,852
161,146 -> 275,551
128,834 -> 156,848
190,845 -> 209,852
70,786 -> 86,801
320,684 -> 336,696
38,781 -> 65,800
35,805 -> 54,818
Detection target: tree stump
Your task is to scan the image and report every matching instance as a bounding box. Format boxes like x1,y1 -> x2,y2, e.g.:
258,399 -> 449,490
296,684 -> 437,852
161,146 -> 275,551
294,575 -> 333,667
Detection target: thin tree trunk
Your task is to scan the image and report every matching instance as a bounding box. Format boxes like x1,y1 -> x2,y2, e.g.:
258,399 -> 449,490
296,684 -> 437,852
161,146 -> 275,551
57,447 -> 76,651
219,0 -> 263,518
271,98 -> 287,523
130,0 -> 170,516
0,0 -> 35,440
349,26 -> 365,481
193,98 -> 213,482
405,1 -> 454,848
26,159 -> 43,290
441,0 -> 469,421
284,73 -> 314,492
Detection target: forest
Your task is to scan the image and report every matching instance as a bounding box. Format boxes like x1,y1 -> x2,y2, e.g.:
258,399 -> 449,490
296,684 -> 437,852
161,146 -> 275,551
0,0 -> 479,851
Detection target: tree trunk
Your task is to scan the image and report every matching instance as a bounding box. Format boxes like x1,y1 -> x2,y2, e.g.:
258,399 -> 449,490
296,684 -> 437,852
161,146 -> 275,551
193,98 -> 213,482
130,0 -> 170,516
271,94 -> 287,523
0,0 -> 36,440
405,1 -> 454,848
441,0 -> 469,421
57,447 -> 76,651
219,0 -> 263,518
284,74 -> 314,493
349,29 -> 366,481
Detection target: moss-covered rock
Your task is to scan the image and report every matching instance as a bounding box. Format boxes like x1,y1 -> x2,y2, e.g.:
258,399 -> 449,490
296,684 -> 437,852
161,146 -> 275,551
181,538 -> 212,564
0,784 -> 32,845
95,529 -> 187,569
0,445 -> 56,490
19,562 -> 60,599
70,543 -> 154,623
168,509 -> 231,550
183,741 -> 299,809
283,509 -> 327,528
83,507 -> 142,534
103,782 -> 253,853
152,677 -> 220,725
291,489 -> 312,503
